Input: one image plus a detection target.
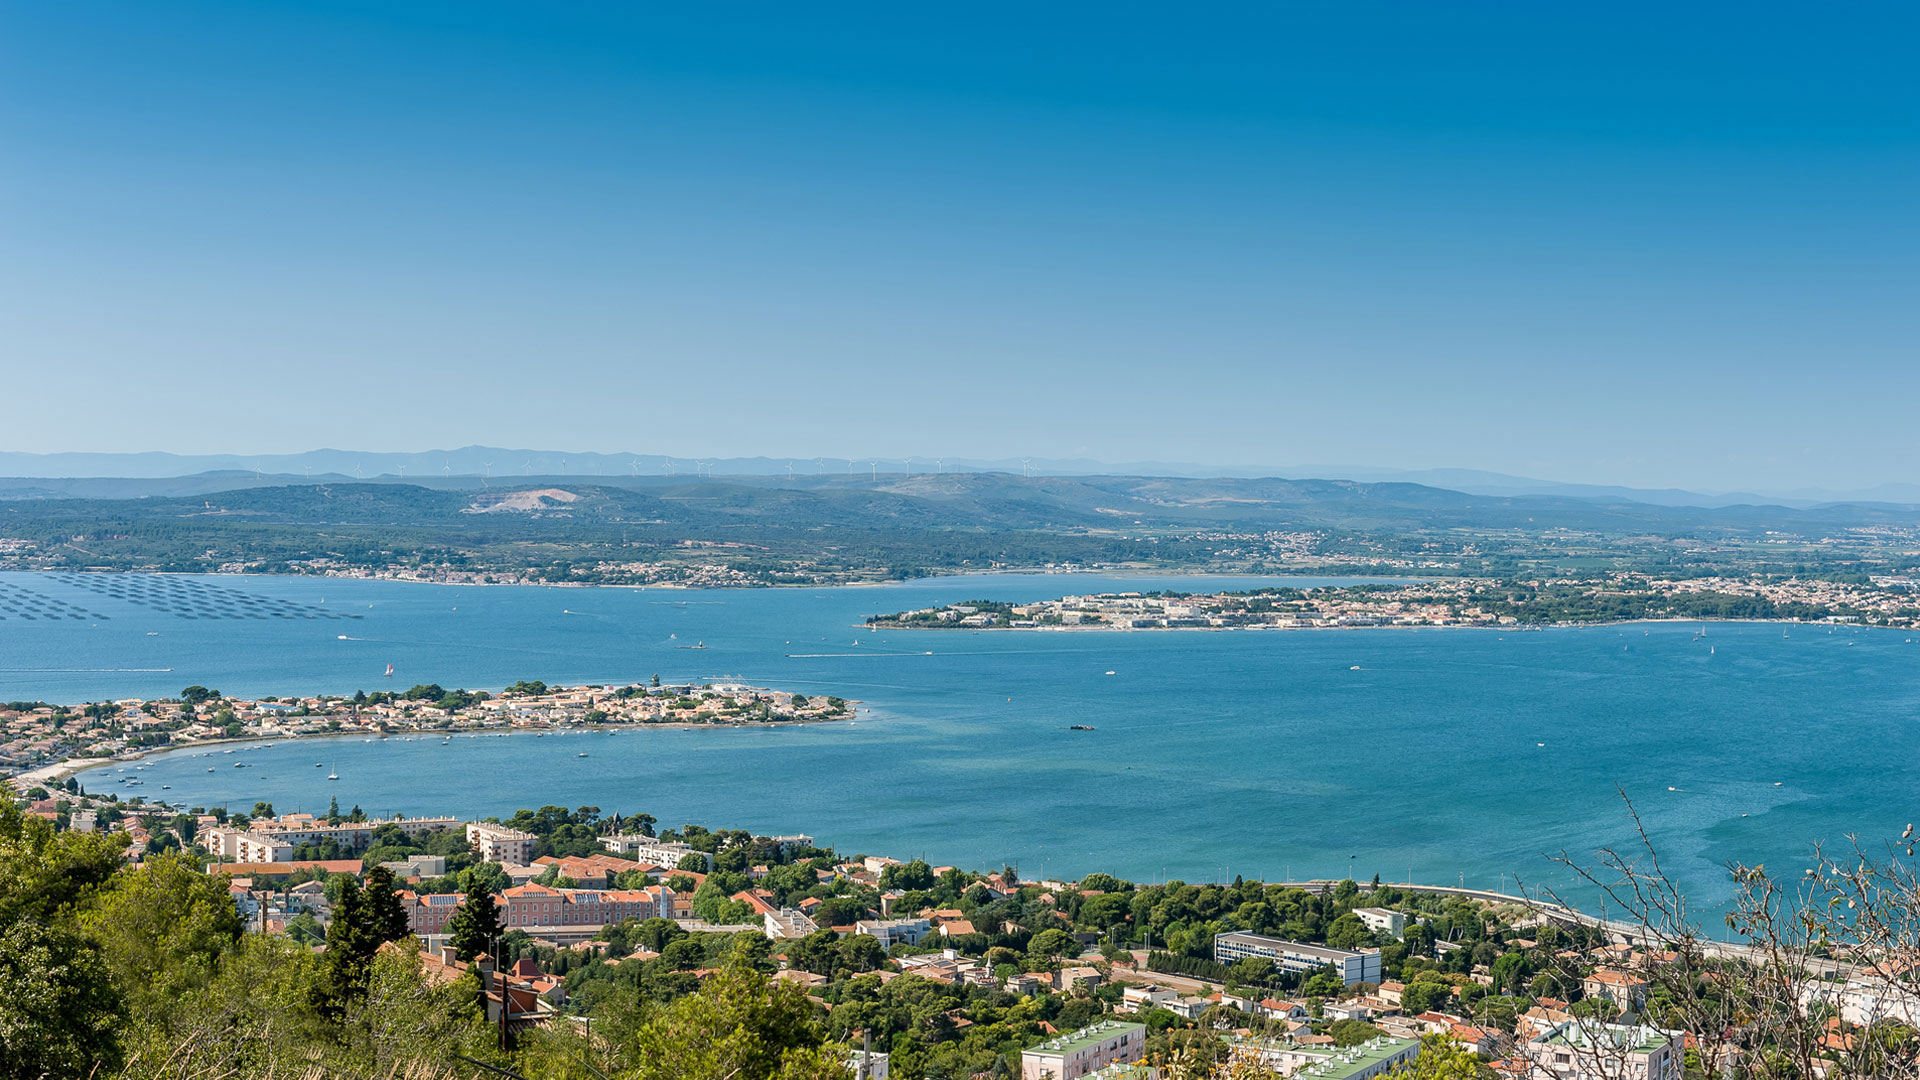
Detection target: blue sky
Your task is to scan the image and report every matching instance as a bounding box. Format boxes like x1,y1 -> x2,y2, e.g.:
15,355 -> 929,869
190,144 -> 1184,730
2,2 -> 1915,490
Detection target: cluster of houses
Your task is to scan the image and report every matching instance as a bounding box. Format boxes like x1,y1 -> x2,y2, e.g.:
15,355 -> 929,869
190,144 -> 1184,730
870,568 -> 1920,635
871,589 -> 1526,632
1,681 -> 856,791
16,779 -> 1920,1080
1068,966 -> 1682,1080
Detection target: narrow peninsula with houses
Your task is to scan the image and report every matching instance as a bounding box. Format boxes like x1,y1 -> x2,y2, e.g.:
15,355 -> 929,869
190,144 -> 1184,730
866,573 -> 1920,632
2,679 -> 859,787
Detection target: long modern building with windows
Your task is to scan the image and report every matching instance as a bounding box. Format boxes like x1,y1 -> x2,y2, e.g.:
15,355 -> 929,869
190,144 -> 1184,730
1020,1021 -> 1147,1080
1213,932 -> 1382,986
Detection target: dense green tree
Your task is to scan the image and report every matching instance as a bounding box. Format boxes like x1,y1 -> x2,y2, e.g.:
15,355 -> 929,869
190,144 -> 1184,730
1227,956 -> 1277,988
1490,951 -> 1530,996
1326,912 -> 1373,950
0,801 -> 124,926
363,866 -> 412,945
692,881 -> 756,926
82,853 -> 242,1024
1401,978 -> 1454,1014
447,872 -> 502,962
0,920 -> 125,1080
179,685 -> 220,705
1302,965 -> 1346,998
878,859 -> 935,891
627,916 -> 687,954
285,912 -> 326,945
315,878 -> 373,1015
1329,1019 -> 1386,1046
616,944 -> 849,1080
1027,928 -> 1075,963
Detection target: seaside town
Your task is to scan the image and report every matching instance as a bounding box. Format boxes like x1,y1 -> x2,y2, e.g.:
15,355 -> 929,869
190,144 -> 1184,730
1,682 -> 1912,1080
7,773 -> 1916,1080
867,573 -> 1920,632
0,680 -> 857,785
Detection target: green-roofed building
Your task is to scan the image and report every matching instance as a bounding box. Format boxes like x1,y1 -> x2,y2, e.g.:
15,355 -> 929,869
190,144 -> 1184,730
1229,1035 -> 1420,1080
1021,1020 -> 1148,1080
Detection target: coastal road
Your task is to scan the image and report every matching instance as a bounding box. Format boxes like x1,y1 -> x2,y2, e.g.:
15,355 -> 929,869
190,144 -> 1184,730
1274,880 -> 1852,978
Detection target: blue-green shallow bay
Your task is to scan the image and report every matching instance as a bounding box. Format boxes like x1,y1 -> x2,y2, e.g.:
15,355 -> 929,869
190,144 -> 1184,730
6,571 -> 1915,921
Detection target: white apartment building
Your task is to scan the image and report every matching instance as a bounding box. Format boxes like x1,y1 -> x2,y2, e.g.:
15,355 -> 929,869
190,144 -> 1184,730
1524,1020 -> 1682,1080
853,917 -> 932,950
1213,932 -> 1382,986
764,907 -> 821,940
234,833 -> 296,863
766,833 -> 815,856
201,826 -> 296,864
599,834 -> 712,870
381,815 -> 464,838
380,854 -> 448,878
1799,972 -> 1920,1027
1120,984 -> 1177,1010
467,822 -> 537,865
1352,907 -> 1406,938
1021,1021 -> 1147,1080
250,819 -> 375,850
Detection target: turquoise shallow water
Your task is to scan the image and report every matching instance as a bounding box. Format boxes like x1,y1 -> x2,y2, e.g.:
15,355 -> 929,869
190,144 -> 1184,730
6,570 -> 1917,920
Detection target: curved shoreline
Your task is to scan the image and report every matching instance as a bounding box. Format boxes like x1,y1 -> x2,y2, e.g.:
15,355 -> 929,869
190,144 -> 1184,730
20,709 -> 874,794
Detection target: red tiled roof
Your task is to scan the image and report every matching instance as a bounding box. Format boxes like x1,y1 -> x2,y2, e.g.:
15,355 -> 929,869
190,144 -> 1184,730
205,860 -> 363,876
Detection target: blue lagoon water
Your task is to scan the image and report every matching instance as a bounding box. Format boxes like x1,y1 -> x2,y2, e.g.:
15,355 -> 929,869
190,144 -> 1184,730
6,571 -> 1917,918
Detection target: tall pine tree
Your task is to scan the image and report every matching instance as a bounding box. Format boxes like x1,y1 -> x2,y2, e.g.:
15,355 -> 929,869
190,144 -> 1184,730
363,866 -> 411,945
446,870 -> 501,962
315,877 -> 375,1016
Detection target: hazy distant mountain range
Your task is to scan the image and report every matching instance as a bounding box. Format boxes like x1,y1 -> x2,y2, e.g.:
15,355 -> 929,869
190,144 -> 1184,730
1,447 -> 1915,510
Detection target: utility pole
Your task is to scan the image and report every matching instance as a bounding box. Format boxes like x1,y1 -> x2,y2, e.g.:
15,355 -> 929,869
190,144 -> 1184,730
494,929 -> 509,1052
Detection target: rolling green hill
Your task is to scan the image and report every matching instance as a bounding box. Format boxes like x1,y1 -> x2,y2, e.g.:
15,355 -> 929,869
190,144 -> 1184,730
1,472 -> 1914,584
